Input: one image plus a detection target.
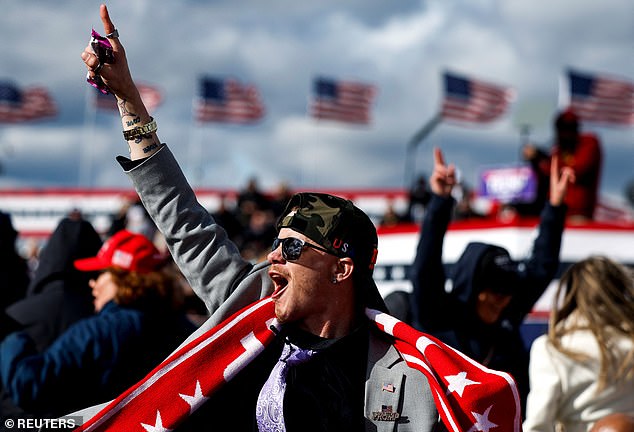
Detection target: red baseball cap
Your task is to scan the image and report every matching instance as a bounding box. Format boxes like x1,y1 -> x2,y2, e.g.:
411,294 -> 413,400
74,230 -> 165,273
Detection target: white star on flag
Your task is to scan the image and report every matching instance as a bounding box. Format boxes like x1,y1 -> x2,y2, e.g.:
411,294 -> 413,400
179,380 -> 209,413
141,410 -> 172,432
445,371 -> 480,397
467,405 -> 498,432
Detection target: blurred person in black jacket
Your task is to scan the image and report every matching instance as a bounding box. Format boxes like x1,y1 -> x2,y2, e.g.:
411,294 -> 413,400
0,212 -> 29,313
4,217 -> 103,350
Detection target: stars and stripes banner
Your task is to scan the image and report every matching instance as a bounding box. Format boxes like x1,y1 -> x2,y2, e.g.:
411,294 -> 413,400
369,309 -> 522,432
0,81 -> 57,123
310,77 -> 377,124
94,83 -> 163,114
194,77 -> 265,124
75,297 -> 521,432
564,68 -> 634,125
440,72 -> 515,124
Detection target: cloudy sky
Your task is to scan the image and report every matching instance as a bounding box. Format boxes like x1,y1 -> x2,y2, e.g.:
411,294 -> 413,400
1,0 -> 632,203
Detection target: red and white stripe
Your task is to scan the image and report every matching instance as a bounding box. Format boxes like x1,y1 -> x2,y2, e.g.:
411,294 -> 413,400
442,80 -> 515,124
0,87 -> 57,123
310,80 -> 377,124
194,79 -> 265,124
571,76 -> 634,125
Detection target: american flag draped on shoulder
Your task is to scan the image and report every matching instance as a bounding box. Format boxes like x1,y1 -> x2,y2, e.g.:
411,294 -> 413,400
310,76 -> 377,124
564,68 -> 634,125
74,297 -> 521,432
0,81 -> 57,123
441,71 -> 515,124
194,76 -> 265,124
94,83 -> 163,114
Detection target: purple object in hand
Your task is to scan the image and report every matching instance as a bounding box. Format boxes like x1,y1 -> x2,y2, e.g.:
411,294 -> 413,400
86,29 -> 114,94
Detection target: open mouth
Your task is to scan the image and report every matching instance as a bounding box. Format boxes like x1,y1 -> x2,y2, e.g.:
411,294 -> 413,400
269,271 -> 289,299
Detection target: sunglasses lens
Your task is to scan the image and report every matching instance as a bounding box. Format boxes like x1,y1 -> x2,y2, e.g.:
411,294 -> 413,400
272,237 -> 304,261
283,238 -> 304,260
272,238 -> 281,252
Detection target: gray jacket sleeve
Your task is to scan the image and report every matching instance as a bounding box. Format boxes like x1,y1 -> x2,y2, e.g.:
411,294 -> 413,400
63,146 -> 276,424
120,145 -> 273,316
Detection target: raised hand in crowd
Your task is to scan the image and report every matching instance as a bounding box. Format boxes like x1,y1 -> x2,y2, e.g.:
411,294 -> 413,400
80,4 -> 159,161
429,147 -> 457,198
549,154 -> 575,207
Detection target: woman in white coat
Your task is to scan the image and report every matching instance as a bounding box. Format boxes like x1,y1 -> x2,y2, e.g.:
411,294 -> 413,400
524,256 -> 634,432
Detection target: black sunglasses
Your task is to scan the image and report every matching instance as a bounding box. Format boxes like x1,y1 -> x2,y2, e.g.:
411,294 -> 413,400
272,237 -> 331,261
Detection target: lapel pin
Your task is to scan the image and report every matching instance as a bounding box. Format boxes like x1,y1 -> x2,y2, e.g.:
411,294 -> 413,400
371,405 -> 401,422
381,383 -> 395,393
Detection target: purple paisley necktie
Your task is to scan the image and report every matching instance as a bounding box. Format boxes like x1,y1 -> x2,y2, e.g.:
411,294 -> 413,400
255,342 -> 316,432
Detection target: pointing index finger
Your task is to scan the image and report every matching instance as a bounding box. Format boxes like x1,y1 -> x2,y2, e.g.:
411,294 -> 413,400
434,147 -> 446,169
100,5 -> 119,45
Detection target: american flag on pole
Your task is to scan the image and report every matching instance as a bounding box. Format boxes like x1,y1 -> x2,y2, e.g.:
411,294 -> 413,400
194,77 -> 265,124
440,72 -> 515,124
310,77 -> 377,124
0,81 -> 57,123
94,83 -> 163,114
564,69 -> 634,125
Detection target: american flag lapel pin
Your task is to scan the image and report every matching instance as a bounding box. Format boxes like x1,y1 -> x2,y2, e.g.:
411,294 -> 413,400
381,382 -> 395,393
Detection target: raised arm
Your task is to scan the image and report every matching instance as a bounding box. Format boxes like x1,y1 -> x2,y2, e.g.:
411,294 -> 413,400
508,156 -> 573,319
80,5 -> 270,313
409,148 -> 456,330
81,4 -> 159,161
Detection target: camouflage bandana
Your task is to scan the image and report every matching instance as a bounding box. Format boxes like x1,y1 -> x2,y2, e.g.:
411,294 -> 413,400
277,192 -> 378,274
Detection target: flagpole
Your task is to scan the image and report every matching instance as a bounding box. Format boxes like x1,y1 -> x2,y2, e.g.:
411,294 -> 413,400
404,112 -> 442,189
557,70 -> 570,110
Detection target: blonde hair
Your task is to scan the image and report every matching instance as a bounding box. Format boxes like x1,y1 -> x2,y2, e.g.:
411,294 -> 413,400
548,256 -> 634,392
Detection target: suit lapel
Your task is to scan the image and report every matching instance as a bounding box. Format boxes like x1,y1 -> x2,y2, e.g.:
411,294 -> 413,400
365,332 -> 405,432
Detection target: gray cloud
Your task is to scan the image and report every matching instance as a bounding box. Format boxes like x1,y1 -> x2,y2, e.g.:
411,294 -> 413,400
0,0 -> 632,204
